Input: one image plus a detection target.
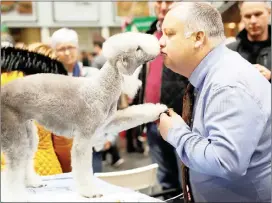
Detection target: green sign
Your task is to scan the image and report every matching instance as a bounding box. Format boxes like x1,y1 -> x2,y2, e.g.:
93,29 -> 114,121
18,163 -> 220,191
1,24 -> 8,33
125,16 -> 157,32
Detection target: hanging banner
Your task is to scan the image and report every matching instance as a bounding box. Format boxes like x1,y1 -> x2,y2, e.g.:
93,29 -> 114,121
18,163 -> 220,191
115,2 -> 150,17
125,16 -> 157,32
52,2 -> 99,22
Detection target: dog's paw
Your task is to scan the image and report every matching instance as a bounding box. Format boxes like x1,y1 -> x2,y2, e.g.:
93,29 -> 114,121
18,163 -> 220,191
78,185 -> 103,199
26,174 -> 46,188
155,103 -> 168,114
145,103 -> 168,121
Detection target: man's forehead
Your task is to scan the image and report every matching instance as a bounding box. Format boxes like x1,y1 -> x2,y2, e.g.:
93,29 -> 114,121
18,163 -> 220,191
162,13 -> 183,31
240,2 -> 270,12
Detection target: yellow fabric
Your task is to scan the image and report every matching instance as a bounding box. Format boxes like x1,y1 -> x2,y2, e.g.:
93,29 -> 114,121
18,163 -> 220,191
1,71 -> 24,85
1,71 -> 63,175
34,124 -> 63,175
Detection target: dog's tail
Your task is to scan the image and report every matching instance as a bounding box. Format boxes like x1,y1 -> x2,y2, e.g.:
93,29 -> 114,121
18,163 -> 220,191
1,46 -> 68,75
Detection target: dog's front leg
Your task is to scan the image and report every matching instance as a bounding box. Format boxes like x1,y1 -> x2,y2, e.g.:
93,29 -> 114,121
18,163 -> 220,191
71,135 -> 102,198
104,103 -> 167,134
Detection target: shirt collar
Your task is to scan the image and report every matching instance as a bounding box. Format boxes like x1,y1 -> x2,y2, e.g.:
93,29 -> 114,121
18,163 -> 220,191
189,43 -> 226,90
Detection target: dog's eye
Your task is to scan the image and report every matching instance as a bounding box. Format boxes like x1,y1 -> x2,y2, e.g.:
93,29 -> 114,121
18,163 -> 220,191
136,46 -> 141,51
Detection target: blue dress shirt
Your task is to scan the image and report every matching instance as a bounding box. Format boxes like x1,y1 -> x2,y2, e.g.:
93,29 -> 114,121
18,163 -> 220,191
167,43 -> 271,202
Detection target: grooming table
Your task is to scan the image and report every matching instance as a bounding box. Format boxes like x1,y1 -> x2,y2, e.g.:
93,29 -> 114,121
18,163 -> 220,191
3,173 -> 163,202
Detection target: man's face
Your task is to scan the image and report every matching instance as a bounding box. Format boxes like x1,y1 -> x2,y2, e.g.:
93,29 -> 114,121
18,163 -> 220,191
159,12 -> 194,75
55,42 -> 78,66
240,2 -> 270,40
154,1 -> 174,24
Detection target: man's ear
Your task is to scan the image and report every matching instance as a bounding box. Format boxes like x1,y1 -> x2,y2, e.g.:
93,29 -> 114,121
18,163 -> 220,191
194,31 -> 205,48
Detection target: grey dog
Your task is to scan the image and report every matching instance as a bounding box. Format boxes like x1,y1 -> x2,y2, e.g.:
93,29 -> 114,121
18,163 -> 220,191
1,32 -> 168,201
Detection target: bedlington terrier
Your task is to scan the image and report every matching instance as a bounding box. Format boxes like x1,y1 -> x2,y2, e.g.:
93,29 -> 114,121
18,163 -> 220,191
1,32 -> 168,201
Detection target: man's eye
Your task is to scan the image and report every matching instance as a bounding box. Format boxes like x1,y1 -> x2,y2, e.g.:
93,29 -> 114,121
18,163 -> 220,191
244,15 -> 251,19
254,12 -> 262,17
166,33 -> 174,37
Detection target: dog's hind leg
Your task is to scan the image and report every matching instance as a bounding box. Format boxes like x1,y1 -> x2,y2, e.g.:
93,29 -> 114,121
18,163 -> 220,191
71,134 -> 103,198
1,125 -> 29,202
25,120 -> 45,188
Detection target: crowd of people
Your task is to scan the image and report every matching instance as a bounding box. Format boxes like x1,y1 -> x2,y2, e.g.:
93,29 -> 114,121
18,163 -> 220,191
1,1 -> 271,202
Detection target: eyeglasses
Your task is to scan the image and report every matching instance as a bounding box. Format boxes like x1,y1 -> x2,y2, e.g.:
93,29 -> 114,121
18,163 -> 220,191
56,46 -> 77,54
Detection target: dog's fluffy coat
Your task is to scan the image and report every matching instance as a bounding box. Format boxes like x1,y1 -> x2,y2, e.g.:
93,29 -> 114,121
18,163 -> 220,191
1,32 -> 167,201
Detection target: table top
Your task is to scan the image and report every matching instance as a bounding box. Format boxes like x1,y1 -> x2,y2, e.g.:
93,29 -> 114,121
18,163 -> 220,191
25,173 -> 163,202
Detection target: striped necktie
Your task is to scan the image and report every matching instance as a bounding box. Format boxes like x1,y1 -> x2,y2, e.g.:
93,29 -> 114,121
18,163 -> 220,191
181,83 -> 195,203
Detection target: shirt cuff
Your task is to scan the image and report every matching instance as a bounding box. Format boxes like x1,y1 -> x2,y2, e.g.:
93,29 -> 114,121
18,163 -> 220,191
166,119 -> 191,148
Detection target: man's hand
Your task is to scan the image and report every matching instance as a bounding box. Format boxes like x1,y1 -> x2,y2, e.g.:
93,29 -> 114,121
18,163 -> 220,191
104,141 -> 111,150
158,109 -> 185,140
254,64 -> 271,80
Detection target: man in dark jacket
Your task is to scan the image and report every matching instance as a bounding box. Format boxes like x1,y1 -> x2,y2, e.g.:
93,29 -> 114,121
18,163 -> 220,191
135,1 -> 188,199
227,2 -> 271,81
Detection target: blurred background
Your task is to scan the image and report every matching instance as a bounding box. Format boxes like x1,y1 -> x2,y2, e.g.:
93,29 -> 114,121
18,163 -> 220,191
2,1 -> 270,50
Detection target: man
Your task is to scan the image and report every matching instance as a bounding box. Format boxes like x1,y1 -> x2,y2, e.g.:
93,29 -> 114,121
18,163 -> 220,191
136,1 -> 187,199
158,2 -> 271,202
92,40 -> 107,70
228,2 -> 271,81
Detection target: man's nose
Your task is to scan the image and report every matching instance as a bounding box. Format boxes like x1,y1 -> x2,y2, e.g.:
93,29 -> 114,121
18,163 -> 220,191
159,36 -> 166,49
250,15 -> 257,24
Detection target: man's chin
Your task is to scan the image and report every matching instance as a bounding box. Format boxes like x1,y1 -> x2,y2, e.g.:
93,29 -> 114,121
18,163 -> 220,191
249,30 -> 262,37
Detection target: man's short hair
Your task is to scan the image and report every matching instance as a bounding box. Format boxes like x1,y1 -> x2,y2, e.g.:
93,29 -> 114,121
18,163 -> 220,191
238,1 -> 271,10
51,28 -> 78,49
169,2 -> 225,42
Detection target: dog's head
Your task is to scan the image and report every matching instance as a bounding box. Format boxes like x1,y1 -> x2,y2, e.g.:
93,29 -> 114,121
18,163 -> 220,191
102,32 -> 160,75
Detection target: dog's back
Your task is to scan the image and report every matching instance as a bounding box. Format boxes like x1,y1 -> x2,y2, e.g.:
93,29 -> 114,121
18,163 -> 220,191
1,73 -> 91,142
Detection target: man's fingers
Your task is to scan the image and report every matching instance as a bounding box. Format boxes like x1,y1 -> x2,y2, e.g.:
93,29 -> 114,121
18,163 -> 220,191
168,108 -> 178,117
160,112 -> 168,119
254,64 -> 262,70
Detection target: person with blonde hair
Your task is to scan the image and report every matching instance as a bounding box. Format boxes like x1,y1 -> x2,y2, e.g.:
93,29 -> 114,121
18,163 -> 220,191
27,42 -> 57,59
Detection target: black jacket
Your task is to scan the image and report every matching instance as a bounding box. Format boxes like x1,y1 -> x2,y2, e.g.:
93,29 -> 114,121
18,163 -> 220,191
136,20 -> 188,115
227,25 -> 271,70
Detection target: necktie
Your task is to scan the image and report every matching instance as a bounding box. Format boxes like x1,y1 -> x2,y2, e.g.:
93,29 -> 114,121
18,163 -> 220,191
181,83 -> 195,203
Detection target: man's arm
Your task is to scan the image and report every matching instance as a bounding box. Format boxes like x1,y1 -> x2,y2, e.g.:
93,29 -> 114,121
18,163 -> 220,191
164,86 -> 267,180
